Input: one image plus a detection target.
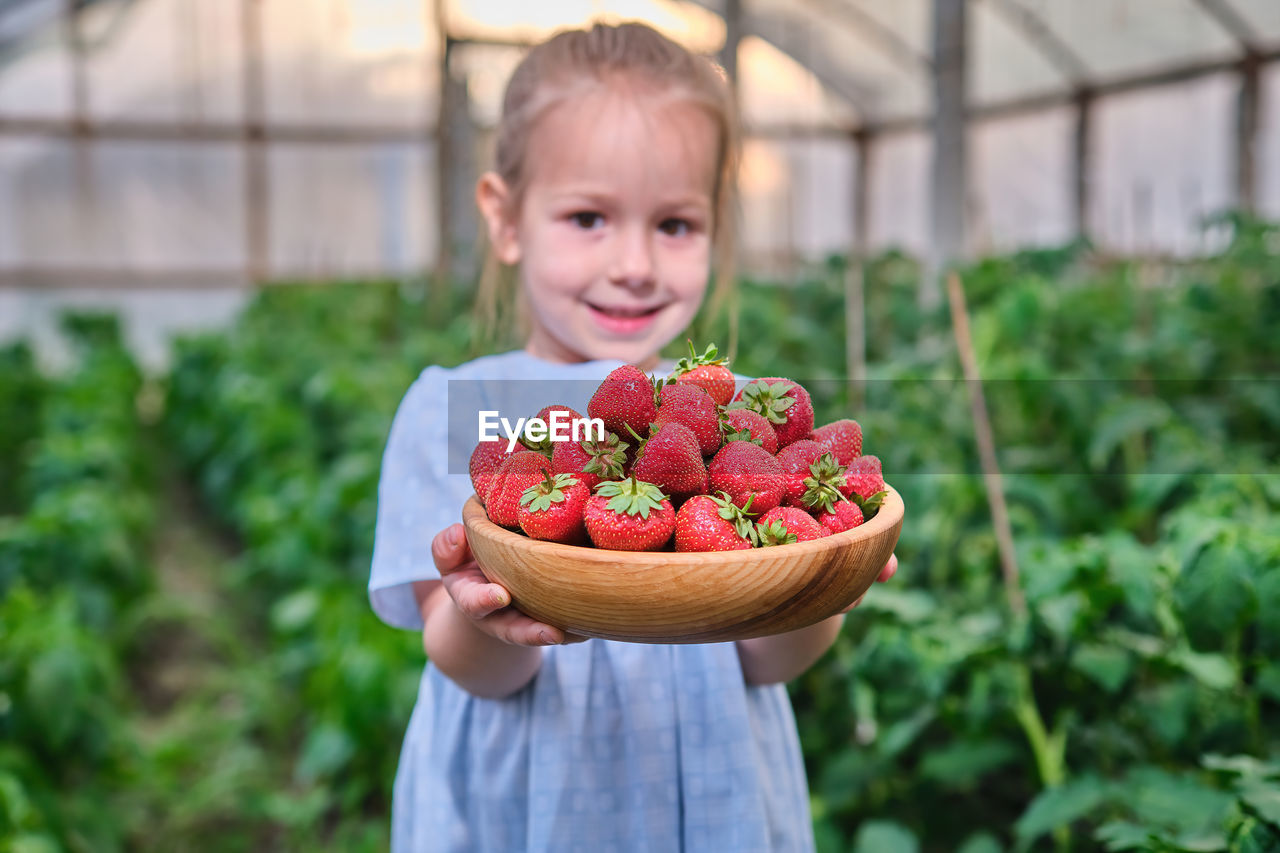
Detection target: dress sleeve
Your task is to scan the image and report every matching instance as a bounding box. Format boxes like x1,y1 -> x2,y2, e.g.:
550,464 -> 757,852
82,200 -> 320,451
368,365 -> 475,630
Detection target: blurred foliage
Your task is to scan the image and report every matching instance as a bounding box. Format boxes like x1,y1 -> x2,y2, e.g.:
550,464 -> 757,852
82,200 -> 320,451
3,216 -> 1278,850
0,315 -> 154,852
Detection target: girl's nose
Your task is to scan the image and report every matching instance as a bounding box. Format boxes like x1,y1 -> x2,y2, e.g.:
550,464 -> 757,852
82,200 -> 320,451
608,226 -> 655,289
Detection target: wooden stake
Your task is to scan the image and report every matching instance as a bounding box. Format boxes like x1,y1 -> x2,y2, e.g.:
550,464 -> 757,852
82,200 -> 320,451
946,272 -> 1026,617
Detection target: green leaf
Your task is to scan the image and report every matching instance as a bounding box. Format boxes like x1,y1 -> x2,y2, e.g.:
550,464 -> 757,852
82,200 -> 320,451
919,737 -> 1020,791
1015,775 -> 1111,844
1169,648 -> 1236,690
853,820 -> 919,853
1071,644 -> 1133,693
1239,780 -> 1280,827
955,832 -> 1004,853
854,588 -> 938,623
1096,821 -> 1156,851
272,588 -> 321,633
1088,398 -> 1173,470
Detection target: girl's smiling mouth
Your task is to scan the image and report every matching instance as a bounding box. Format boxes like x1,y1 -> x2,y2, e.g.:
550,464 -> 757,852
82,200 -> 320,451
584,302 -> 666,335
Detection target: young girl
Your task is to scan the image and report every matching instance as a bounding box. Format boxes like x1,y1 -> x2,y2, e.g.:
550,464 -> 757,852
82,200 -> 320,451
369,22 -> 896,852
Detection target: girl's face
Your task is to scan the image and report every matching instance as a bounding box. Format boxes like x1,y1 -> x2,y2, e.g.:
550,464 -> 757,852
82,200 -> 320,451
479,86 -> 719,368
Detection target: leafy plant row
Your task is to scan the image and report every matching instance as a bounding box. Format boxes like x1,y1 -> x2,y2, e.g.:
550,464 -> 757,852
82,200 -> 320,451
0,315 -> 155,852
160,282 -> 474,847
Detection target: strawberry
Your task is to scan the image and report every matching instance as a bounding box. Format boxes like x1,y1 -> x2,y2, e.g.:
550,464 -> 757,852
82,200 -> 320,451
655,382 -> 722,457
729,378 -> 814,449
674,492 -> 759,552
588,365 -> 659,443
843,454 -> 888,517
584,478 -> 676,551
757,506 -> 828,544
721,408 -> 778,455
551,429 -> 628,491
775,439 -> 827,508
796,452 -> 850,515
628,422 -> 708,505
484,450 -> 554,528
669,341 -> 735,406
811,419 -> 863,466
521,404 -> 582,456
517,471 -> 589,544
707,440 -> 786,515
843,454 -> 885,500
815,500 -> 863,535
469,441 -> 519,506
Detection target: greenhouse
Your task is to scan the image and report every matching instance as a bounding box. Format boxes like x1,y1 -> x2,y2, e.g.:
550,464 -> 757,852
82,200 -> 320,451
1,1 -> 1278,851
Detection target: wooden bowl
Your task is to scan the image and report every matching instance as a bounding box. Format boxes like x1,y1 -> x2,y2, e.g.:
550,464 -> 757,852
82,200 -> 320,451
461,486 -> 905,644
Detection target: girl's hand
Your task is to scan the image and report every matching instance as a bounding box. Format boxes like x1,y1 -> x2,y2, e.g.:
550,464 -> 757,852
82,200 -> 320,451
432,523 -> 589,647
841,553 -> 898,614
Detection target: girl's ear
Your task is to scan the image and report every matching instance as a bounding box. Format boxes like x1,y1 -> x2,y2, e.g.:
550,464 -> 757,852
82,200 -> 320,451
476,172 -> 521,265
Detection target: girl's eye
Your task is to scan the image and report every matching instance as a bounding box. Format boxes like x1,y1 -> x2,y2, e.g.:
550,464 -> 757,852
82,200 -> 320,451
570,212 -> 604,229
658,218 -> 693,237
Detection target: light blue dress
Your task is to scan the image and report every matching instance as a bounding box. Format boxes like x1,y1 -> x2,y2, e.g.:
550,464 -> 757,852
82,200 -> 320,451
369,350 -> 815,852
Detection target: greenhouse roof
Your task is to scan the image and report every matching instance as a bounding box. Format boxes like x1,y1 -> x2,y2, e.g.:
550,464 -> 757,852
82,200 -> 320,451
1,0 -> 1276,134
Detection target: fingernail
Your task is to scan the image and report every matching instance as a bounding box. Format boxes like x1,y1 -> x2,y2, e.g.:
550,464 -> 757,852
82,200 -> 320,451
539,630 -> 556,645
446,527 -> 458,548
491,589 -> 507,608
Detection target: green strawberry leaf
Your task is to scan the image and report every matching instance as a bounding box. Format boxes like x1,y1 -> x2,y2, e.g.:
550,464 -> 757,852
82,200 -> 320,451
757,519 -> 798,547
852,489 -> 887,518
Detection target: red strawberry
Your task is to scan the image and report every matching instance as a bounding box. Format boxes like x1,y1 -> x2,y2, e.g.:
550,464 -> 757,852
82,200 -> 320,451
584,478 -> 676,551
811,419 -> 863,466
484,451 -> 554,528
669,341 -> 735,406
469,441 -> 519,505
721,408 -> 778,455
629,422 -> 708,505
844,454 -> 885,501
816,500 -> 863,535
674,492 -> 759,552
517,471 -> 589,544
730,378 -> 814,449
757,506 -> 828,544
522,404 -> 582,456
775,439 -> 827,508
655,383 -> 722,457
551,429 -> 629,491
707,440 -> 786,515
588,365 -> 659,443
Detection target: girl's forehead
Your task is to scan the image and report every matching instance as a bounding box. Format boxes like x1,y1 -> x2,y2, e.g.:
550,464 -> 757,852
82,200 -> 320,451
525,87 -> 719,198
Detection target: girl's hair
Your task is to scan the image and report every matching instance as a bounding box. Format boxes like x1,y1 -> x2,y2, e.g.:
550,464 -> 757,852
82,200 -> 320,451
473,21 -> 740,356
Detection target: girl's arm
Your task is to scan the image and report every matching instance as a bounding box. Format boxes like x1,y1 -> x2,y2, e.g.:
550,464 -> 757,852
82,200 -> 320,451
413,523 -> 584,700
735,554 -> 899,685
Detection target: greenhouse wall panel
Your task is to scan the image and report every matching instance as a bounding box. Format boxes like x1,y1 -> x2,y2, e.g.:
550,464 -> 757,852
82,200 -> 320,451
266,142 -> 432,279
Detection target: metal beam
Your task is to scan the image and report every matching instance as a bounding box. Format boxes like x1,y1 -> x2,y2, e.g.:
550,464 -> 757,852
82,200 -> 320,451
1236,56 -> 1260,212
1190,0 -> 1260,55
981,0 -> 1092,84
240,0 -> 267,283
796,0 -> 931,74
1073,91 -> 1092,240
928,0 -> 967,310
0,115 -> 431,143
720,0 -> 741,92
743,7 -> 880,116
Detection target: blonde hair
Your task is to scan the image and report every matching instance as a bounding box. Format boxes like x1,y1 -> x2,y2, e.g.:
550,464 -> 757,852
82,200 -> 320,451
473,21 -> 740,356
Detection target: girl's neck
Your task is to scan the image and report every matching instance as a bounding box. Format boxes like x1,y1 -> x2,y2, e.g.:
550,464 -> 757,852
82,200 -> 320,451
524,330 -> 662,372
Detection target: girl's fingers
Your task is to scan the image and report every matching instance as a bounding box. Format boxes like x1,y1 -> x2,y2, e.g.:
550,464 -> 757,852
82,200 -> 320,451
876,553 -> 898,583
479,608 -> 572,646
430,523 -> 474,574
442,567 -> 511,620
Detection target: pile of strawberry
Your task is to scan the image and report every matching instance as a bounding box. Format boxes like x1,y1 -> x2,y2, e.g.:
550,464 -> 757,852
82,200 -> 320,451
468,343 -> 888,552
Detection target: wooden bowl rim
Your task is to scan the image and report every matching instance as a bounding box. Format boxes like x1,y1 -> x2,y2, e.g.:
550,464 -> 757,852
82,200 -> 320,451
462,484 -> 904,562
